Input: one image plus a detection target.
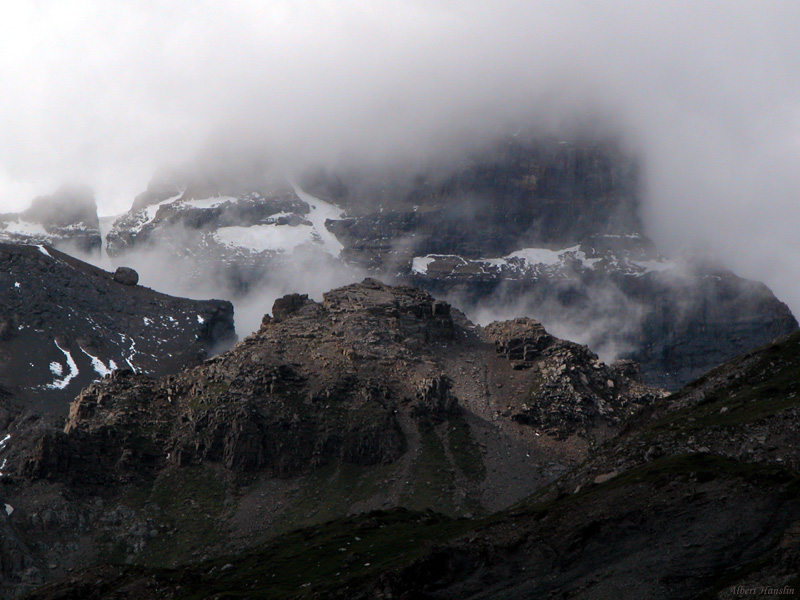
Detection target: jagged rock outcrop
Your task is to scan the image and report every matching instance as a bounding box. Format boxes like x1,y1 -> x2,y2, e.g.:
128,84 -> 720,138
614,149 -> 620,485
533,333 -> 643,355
0,242 -> 236,416
0,184 -> 101,253
15,280 -> 656,484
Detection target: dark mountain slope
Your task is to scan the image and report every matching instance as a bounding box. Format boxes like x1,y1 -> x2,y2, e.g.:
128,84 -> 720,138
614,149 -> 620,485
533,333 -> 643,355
0,242 -> 235,417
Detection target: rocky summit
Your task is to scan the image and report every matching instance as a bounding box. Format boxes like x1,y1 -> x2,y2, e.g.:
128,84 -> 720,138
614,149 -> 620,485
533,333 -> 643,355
0,242 -> 236,420
0,279 -> 664,596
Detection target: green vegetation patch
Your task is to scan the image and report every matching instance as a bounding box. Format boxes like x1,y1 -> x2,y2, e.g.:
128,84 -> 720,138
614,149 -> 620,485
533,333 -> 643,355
273,460 -> 402,537
65,509 -> 474,600
447,415 -> 485,482
185,509 -> 472,599
400,424 -> 458,514
515,453 -> 800,516
139,465 -> 228,567
651,332 -> 800,434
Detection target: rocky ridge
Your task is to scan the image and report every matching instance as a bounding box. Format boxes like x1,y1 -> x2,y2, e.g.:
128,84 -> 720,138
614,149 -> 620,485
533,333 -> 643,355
0,279 -> 662,595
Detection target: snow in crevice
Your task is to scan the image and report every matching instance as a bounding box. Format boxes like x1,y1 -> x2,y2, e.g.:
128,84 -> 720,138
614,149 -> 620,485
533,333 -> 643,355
290,181 -> 345,257
46,340 -> 79,390
119,334 -> 141,373
0,433 -> 10,450
80,346 -> 117,378
37,245 -> 52,258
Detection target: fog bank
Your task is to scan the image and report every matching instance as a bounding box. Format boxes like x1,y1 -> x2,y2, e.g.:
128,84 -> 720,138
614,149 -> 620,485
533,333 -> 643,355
2,1 -> 800,314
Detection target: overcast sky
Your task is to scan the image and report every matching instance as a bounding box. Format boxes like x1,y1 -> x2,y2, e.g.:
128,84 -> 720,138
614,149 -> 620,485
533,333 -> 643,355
2,1 -> 800,313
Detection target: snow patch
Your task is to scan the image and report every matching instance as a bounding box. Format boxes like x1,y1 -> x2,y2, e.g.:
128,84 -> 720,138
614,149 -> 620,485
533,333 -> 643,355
181,196 -> 236,209
630,259 -> 674,275
14,282 -> 20,289
80,347 -> 117,378
4,504 -> 12,516
37,245 -> 52,258
3,220 -> 49,236
46,340 -> 79,389
214,223 -> 317,254
412,255 -> 438,275
0,434 -> 10,450
413,245 -> 602,277
197,315 -> 205,324
49,362 -> 63,376
507,247 -> 570,266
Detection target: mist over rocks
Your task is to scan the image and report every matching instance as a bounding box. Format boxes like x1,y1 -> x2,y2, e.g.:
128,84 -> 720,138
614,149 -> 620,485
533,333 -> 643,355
0,184 -> 101,254
93,135 -> 798,390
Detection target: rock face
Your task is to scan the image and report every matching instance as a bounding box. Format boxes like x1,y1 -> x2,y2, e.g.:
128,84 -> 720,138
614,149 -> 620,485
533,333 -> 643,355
103,137 -> 798,389
0,280 -> 662,595
0,184 -> 101,254
0,242 -> 236,416
308,139 -> 798,389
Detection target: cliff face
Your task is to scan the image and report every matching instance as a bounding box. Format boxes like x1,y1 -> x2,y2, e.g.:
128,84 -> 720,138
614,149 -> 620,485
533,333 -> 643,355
0,280 -> 662,594
0,243 -> 236,418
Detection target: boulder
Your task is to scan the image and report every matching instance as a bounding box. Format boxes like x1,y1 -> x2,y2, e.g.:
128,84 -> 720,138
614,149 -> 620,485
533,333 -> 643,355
113,267 -> 139,286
